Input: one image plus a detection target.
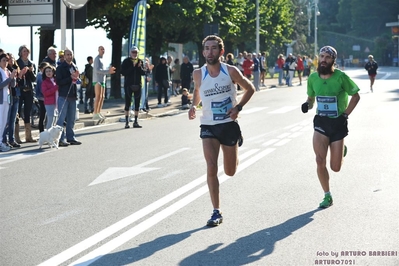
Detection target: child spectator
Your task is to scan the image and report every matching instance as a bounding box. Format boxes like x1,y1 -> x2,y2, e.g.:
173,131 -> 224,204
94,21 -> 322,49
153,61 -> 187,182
181,88 -> 192,109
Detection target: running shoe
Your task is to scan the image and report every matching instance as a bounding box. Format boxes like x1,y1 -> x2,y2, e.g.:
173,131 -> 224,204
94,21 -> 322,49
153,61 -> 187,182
344,145 -> 347,157
206,210 -> 223,227
319,195 -> 333,209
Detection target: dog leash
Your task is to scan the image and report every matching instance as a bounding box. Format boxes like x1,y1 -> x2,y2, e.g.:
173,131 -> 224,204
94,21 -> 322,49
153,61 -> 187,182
54,82 -> 74,126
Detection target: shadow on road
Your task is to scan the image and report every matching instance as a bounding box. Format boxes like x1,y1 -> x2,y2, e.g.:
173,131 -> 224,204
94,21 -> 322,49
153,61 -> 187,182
88,227 -> 208,265
179,208 -> 321,266
386,88 -> 399,102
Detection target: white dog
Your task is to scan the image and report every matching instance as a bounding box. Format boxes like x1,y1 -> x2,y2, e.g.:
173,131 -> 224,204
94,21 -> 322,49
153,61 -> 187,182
38,125 -> 63,149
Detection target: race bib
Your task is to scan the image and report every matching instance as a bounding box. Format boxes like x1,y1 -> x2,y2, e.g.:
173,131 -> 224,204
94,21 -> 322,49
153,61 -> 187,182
316,96 -> 338,117
211,97 -> 232,121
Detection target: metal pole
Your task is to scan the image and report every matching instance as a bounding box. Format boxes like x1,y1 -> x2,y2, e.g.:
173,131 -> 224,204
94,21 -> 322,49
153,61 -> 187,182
307,2 -> 311,37
71,9 -> 75,52
61,1 -> 67,49
30,26 -> 33,61
314,0 -> 318,56
256,0 -> 259,54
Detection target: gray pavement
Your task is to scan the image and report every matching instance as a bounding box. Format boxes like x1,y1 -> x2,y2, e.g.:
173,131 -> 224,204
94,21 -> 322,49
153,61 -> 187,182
18,76 -> 301,140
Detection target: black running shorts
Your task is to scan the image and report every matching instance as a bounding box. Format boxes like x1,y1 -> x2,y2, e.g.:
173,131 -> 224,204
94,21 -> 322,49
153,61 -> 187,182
200,121 -> 242,146
313,115 -> 348,143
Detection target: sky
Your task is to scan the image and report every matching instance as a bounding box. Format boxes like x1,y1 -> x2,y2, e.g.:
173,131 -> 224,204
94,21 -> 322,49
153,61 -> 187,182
0,16 -> 113,71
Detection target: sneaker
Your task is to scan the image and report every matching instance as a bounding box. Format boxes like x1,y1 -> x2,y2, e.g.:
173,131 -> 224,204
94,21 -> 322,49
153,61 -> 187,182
125,124 -> 130,129
157,103 -> 164,108
0,143 -> 11,152
344,145 -> 347,157
92,113 -> 100,120
84,110 -> 91,114
319,195 -> 333,209
99,113 -> 106,119
206,210 -> 223,227
238,136 -> 244,147
68,139 -> 82,145
166,102 -> 172,106
133,122 -> 142,128
59,141 -> 69,147
370,87 -> 373,93
9,142 -> 21,148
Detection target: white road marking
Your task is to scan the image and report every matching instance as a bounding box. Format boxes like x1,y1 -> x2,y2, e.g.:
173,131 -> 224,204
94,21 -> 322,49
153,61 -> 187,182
38,149 -> 262,266
274,138 -> 292,146
89,148 -> 190,186
67,148 -> 275,266
262,139 -> 280,147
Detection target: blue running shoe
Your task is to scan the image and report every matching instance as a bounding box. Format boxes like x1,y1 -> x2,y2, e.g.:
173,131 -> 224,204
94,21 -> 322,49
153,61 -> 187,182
207,210 -> 223,227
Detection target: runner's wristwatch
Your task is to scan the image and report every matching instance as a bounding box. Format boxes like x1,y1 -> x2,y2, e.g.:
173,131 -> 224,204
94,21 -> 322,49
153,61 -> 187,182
236,104 -> 243,112
342,113 -> 349,119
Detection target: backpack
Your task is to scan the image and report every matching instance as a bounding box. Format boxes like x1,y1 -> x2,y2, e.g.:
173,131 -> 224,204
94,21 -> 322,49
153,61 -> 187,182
283,62 -> 290,71
79,72 -> 89,87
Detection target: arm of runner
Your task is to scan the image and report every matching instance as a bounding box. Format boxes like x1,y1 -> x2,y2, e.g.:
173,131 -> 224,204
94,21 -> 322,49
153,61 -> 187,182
343,92 -> 360,116
188,68 -> 202,120
229,65 -> 255,108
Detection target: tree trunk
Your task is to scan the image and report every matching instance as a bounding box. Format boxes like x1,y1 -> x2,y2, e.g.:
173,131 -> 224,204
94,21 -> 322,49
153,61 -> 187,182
197,41 -> 205,67
39,29 -> 55,66
108,17 -> 125,99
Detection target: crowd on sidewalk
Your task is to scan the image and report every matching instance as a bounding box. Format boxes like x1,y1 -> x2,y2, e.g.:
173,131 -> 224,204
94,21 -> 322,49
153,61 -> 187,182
0,43 -> 317,153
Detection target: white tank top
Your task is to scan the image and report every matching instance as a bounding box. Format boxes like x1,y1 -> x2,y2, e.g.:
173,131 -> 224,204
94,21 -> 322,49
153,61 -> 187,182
199,63 -> 237,125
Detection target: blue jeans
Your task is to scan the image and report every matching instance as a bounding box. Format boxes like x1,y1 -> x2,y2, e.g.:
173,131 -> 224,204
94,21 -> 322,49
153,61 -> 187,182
278,68 -> 284,85
2,96 -> 19,143
140,81 -> 149,110
56,97 -> 77,142
45,104 -> 56,129
252,71 -> 260,91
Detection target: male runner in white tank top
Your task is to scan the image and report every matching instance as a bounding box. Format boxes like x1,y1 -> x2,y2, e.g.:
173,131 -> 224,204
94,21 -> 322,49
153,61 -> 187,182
188,35 -> 255,226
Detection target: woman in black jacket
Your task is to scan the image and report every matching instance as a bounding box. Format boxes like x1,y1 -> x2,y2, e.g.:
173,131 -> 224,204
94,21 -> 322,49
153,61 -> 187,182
16,45 -> 37,142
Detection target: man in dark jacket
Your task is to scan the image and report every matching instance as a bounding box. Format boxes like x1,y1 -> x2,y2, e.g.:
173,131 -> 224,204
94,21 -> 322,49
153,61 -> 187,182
83,56 -> 94,113
55,48 -> 81,146
155,57 -> 170,108
121,46 -> 146,128
180,56 -> 194,92
42,46 -> 57,67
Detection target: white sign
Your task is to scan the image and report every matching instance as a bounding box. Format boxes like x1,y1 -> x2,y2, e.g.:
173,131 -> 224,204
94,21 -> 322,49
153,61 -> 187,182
7,0 -> 54,26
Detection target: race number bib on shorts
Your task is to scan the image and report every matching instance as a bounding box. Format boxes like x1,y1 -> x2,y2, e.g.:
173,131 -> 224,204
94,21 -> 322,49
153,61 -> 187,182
211,97 -> 232,121
316,96 -> 338,117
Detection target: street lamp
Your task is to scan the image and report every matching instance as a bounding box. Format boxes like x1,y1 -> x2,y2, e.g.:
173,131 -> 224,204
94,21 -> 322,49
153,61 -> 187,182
307,0 -> 320,56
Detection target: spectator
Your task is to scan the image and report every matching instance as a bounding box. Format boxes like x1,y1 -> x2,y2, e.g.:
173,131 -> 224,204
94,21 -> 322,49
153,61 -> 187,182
180,56 -> 194,92
140,57 -> 154,112
259,52 -> 267,86
296,54 -> 304,86
83,56 -> 94,114
57,50 -> 64,66
42,46 -> 57,67
2,53 -> 24,148
226,53 -> 234,65
155,56 -> 170,108
41,64 -> 58,129
55,48 -> 81,146
181,88 -> 192,109
0,53 -> 17,152
171,58 -> 181,96
35,62 -> 50,132
92,46 -> 116,120
16,45 -> 37,142
286,53 -> 297,87
120,46 -> 146,128
364,54 -> 378,92
276,54 -> 285,86
166,55 -> 174,101
252,53 -> 260,91
242,53 -> 253,79
235,52 -> 245,90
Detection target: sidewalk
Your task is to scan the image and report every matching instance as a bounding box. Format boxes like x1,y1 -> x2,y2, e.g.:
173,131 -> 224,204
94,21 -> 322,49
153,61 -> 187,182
20,75 -> 301,140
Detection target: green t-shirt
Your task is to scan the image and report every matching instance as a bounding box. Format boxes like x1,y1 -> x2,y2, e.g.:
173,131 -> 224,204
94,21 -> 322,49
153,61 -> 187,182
307,69 -> 359,118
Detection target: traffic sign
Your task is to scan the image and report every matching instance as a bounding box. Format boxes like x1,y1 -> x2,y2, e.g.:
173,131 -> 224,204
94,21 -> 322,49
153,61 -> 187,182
7,0 -> 55,26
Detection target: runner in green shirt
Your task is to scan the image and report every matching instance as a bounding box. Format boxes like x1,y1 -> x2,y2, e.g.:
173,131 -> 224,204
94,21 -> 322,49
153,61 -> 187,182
301,46 -> 360,209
